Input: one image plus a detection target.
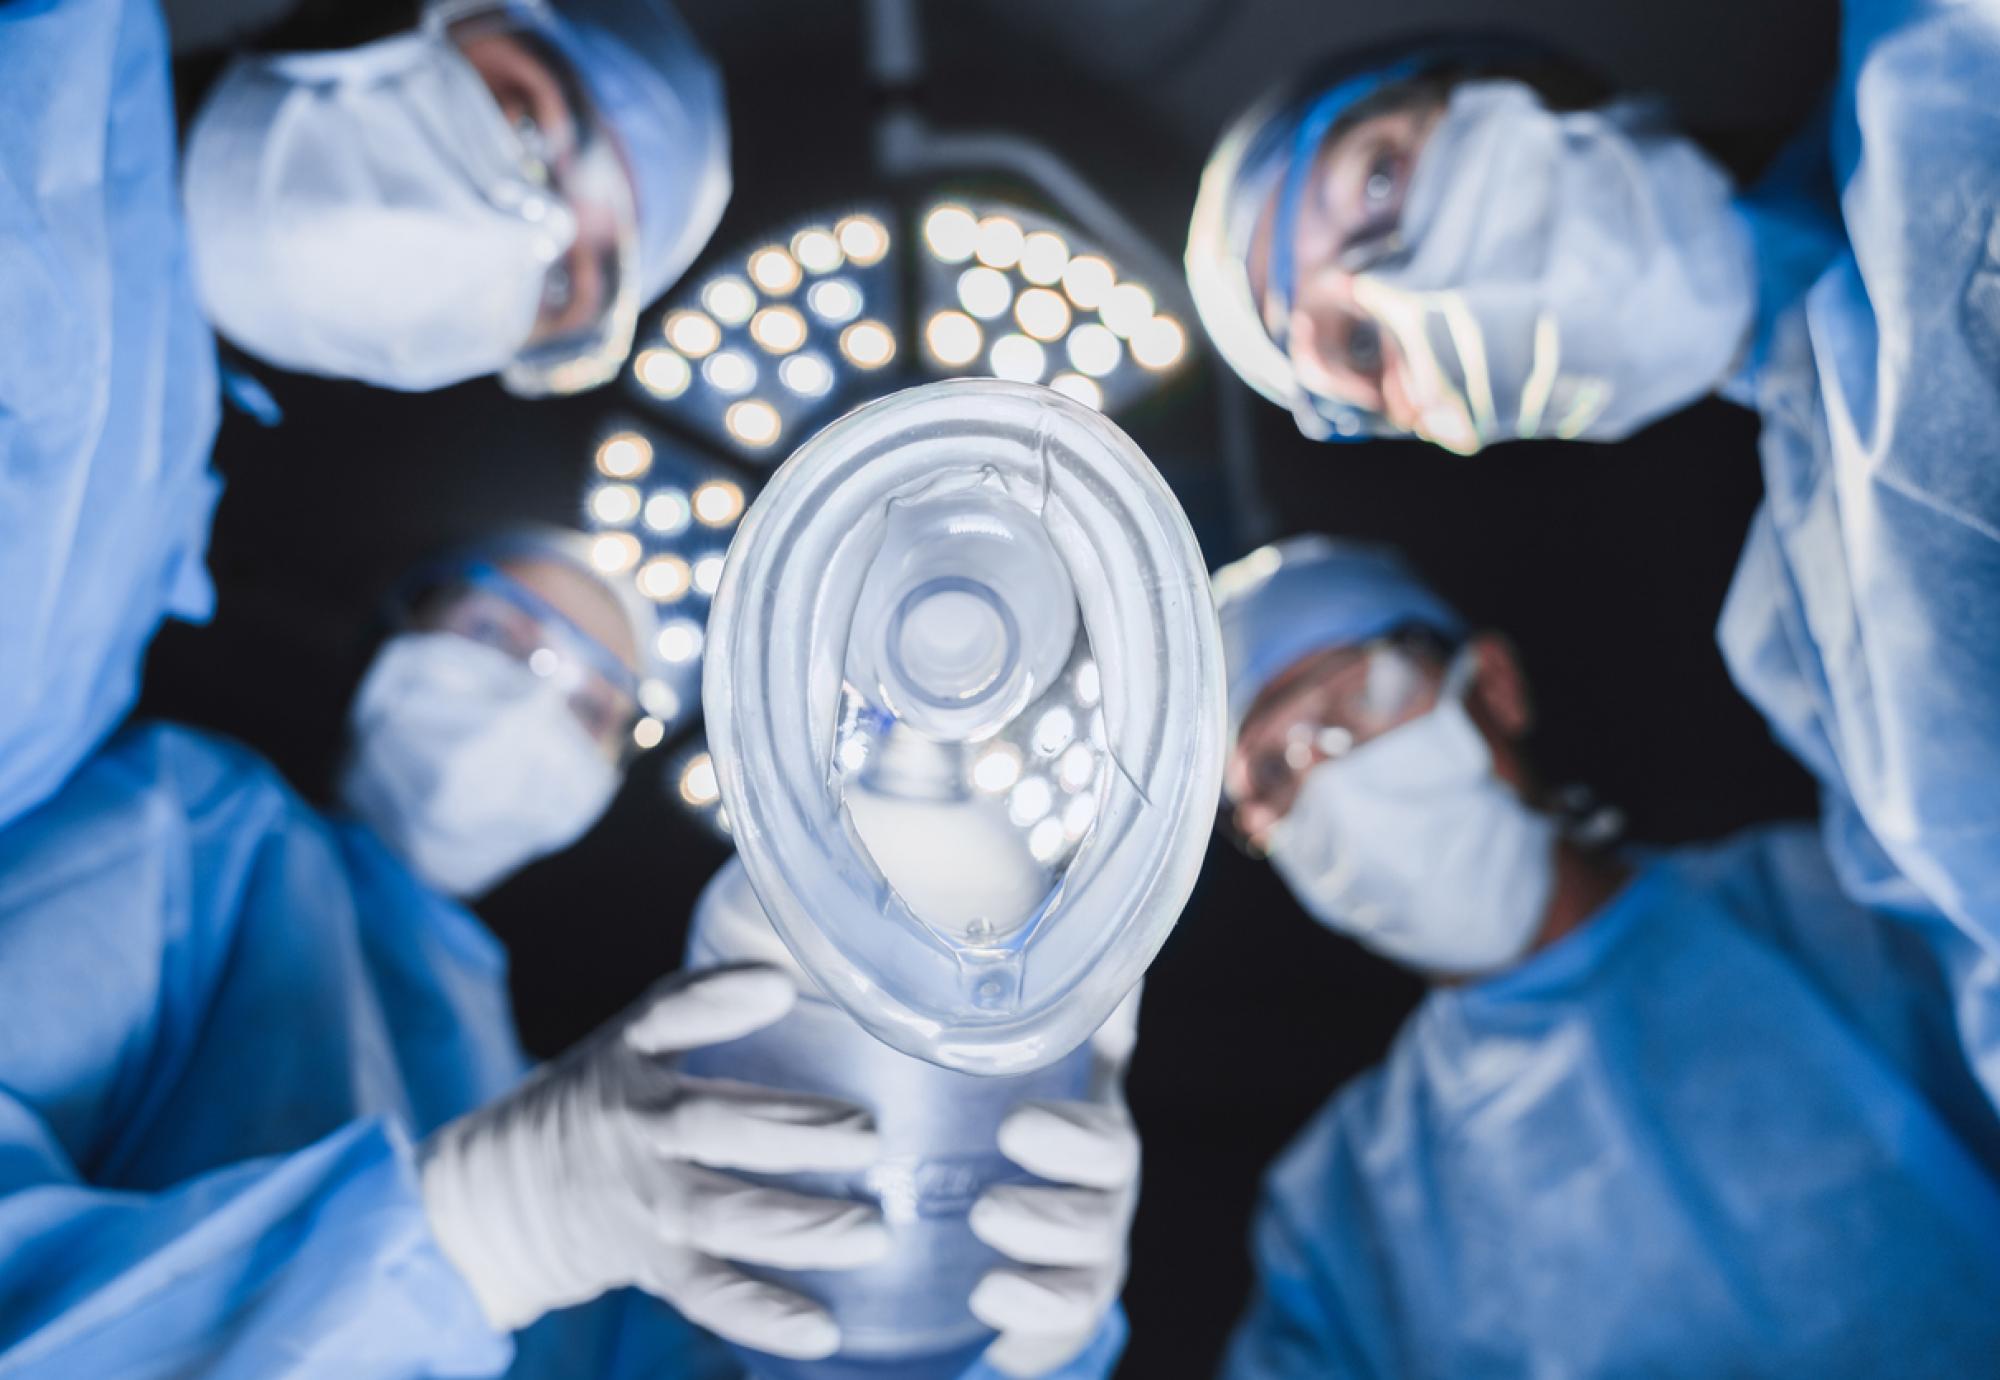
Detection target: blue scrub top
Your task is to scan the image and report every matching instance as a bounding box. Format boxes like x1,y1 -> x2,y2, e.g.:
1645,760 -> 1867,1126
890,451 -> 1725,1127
0,723 -> 742,1378
0,0 -> 223,831
1720,0 -> 2000,961
1221,826 -> 2000,1379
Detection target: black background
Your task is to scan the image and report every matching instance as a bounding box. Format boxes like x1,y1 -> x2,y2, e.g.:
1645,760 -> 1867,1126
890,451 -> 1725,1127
148,1 -> 1835,1373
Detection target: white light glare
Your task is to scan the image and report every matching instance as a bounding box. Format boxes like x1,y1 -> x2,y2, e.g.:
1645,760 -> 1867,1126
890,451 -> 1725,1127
924,204 -> 979,263
637,555 -> 692,601
1049,372 -> 1103,410
791,227 -> 843,274
780,352 -> 834,397
958,266 -> 1013,321
657,618 -> 704,664
680,753 -> 720,806
1066,324 -> 1122,378
1015,288 -> 1071,342
590,532 -> 641,574
1075,660 -> 1101,705
1062,255 -> 1115,310
1132,316 -> 1188,371
1020,231 -> 1069,286
643,487 -> 691,534
972,744 -> 1023,792
1063,791 -> 1098,840
974,216 -> 1025,269
1101,283 -> 1156,338
666,311 -> 720,357
1028,816 -> 1067,863
750,306 -> 808,354
807,278 -> 863,324
840,321 -> 896,369
639,679 -> 680,718
749,247 -> 802,295
702,276 -> 756,326
590,483 -> 640,525
702,349 -> 756,395
693,554 -> 726,595
1058,742 -> 1096,792
692,479 -> 744,527
1033,707 -> 1076,756
596,431 -> 653,478
635,348 -> 690,399
1008,775 -> 1055,827
633,717 -> 666,751
990,334 -> 1046,383
926,311 -> 983,368
837,214 -> 890,266
726,399 -> 782,448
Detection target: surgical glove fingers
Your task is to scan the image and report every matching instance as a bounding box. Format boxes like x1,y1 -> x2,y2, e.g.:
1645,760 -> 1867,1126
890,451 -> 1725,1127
640,1247 -> 843,1360
997,1100 -> 1140,1191
641,1080 -> 881,1174
675,1165 -> 890,1269
970,1264 -> 1107,1340
970,1184 -> 1126,1268
624,965 -> 798,1056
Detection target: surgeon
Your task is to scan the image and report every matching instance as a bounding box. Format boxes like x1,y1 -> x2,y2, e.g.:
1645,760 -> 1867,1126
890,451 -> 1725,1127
182,0 -> 729,395
1210,536 -> 2000,1378
1186,8 -> 2000,1030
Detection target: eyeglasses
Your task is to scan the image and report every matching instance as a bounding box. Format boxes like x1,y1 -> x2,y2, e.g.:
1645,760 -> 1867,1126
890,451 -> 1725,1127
1222,641 -> 1442,853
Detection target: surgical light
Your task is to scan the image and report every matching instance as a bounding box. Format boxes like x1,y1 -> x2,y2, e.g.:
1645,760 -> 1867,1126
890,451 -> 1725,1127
749,246 -> 802,295
692,479 -> 745,527
726,399 -> 783,448
634,349 -> 690,399
807,279 -> 863,324
836,214 -> 890,266
702,275 -> 757,326
632,717 -> 666,751
958,266 -> 1012,321
590,483 -> 641,525
972,743 -> 1023,793
974,216 -> 1025,270
989,333 -> 1046,383
1008,775 -> 1054,828
657,618 -> 705,664
1061,255 -> 1114,310
679,752 -> 721,806
596,431 -> 653,479
1058,741 -> 1097,792
640,679 -> 681,719
750,306 -> 808,354
1019,231 -> 1069,286
926,311 -> 983,367
665,310 -> 721,357
693,553 -> 726,596
1100,282 -> 1156,338
791,227 -> 843,274
1063,791 -> 1098,840
1049,372 -> 1103,410
591,532 -> 641,574
841,321 -> 896,369
1027,815 -> 1066,863
702,349 -> 756,395
780,352 -> 835,397
644,487 -> 692,534
1066,324 -> 1122,378
1032,706 -> 1076,756
1075,659 -> 1101,705
924,204 -> 979,263
1015,288 -> 1070,342
637,554 -> 693,601
1131,316 -> 1187,371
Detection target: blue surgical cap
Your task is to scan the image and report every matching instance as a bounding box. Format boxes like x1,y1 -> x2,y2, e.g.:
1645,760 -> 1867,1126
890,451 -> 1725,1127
1212,535 -> 1467,729
557,0 -> 731,306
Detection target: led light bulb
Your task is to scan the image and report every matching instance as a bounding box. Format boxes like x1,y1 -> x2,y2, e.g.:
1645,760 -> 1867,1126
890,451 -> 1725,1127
634,349 -> 690,398
596,431 -> 653,479
924,204 -> 979,263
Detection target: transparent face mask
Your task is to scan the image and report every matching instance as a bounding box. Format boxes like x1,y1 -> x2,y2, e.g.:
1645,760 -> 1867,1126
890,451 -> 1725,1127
704,380 -> 1225,1075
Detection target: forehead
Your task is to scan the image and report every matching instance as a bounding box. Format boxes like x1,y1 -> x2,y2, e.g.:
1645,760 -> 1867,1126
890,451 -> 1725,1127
497,555 -> 639,673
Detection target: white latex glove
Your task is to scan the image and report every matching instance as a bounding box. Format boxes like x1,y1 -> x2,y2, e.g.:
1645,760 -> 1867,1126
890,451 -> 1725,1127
967,989 -> 1142,1377
421,965 -> 889,1358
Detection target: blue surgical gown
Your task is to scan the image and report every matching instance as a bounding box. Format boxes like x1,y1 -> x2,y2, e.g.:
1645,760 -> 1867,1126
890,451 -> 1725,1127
0,723 -> 739,1378
1718,0 -> 2000,1024
0,0 -> 222,830
1221,826 -> 2000,1379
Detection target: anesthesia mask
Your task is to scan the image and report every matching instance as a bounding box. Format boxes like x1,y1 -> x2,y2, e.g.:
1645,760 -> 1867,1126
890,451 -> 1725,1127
704,380 -> 1224,1075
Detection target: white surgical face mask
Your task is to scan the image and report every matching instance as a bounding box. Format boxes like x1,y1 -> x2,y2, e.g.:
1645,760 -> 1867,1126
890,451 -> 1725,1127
341,633 -> 620,897
1264,653 -> 1555,975
1342,79 -> 1754,453
183,33 -> 573,391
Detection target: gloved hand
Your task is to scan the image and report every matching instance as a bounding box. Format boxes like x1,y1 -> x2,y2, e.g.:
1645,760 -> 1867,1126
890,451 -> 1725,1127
420,965 -> 889,1358
967,991 -> 1142,1377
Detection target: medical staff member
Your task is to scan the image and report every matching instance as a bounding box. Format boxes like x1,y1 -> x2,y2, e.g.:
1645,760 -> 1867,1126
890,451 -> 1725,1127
1210,536 -> 2000,1378
1185,9 -> 2000,1039
182,0 -> 730,396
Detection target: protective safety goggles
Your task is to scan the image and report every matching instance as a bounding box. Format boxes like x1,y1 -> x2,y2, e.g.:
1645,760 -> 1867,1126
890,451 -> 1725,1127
425,0 -> 642,396
404,561 -> 642,760
1222,640 -> 1449,854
